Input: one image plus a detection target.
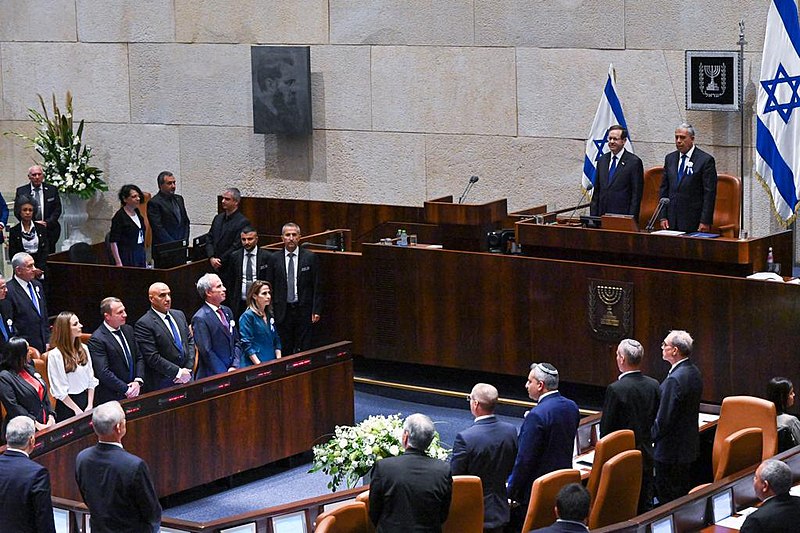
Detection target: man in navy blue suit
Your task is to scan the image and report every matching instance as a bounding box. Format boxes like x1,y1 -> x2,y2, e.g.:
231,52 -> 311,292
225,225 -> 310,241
192,273 -> 240,378
508,363 -> 580,528
0,416 -> 56,533
75,401 -> 161,532
659,123 -> 718,232
589,125 -> 644,221
652,330 -> 703,504
6,252 -> 49,352
741,459 -> 800,533
530,483 -> 590,533
451,383 -> 518,533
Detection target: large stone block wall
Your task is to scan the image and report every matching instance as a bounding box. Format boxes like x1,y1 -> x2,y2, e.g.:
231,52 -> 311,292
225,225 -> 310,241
0,0 -> 788,251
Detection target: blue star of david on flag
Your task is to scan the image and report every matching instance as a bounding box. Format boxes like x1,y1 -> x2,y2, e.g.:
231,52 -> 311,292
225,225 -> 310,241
761,63 -> 800,123
581,64 -> 634,192
755,0 -> 800,225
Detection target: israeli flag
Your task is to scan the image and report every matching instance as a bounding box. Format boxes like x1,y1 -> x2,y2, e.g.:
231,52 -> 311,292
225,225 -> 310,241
755,0 -> 800,224
582,64 -> 634,192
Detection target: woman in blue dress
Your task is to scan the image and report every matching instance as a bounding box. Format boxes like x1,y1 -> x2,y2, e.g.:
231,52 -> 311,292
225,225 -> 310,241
239,280 -> 282,366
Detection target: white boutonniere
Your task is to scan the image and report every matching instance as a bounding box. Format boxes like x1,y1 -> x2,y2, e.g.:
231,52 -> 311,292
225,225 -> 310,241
34,285 -> 41,296
6,318 -> 12,327
229,319 -> 235,333
685,161 -> 694,175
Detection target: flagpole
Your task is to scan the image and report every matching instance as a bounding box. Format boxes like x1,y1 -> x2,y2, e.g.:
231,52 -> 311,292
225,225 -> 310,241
738,19 -> 747,239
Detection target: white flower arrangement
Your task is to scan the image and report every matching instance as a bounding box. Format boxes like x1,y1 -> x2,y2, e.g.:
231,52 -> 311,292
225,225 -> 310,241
309,413 -> 450,491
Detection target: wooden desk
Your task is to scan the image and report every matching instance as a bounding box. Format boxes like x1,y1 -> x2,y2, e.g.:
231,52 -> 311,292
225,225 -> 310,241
12,343 -> 354,501
515,222 -> 793,276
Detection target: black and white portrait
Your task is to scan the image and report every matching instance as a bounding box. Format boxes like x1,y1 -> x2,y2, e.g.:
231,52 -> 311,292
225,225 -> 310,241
251,46 -> 312,135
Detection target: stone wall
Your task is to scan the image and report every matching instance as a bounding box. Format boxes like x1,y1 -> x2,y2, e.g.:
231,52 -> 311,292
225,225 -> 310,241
0,0 -> 788,249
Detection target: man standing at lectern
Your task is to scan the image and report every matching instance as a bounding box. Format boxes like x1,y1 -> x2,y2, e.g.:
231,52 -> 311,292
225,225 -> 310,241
589,125 -> 644,221
659,123 -> 718,232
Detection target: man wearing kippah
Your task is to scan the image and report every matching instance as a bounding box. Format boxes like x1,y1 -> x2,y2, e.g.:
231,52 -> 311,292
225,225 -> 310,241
507,362 -> 580,529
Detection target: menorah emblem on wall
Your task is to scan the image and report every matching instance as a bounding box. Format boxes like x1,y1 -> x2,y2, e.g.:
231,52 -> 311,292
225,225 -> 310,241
588,279 -> 634,342
704,65 -> 721,92
597,285 -> 622,327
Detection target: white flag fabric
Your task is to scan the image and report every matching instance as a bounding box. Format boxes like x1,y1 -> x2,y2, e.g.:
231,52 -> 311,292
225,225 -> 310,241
581,64 -> 634,192
755,0 -> 800,224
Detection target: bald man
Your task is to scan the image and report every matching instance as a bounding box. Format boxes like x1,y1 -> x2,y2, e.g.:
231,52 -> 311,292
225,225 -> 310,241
133,282 -> 195,392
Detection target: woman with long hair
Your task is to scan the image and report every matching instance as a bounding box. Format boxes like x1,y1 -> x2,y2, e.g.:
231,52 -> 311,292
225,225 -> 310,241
47,312 -> 97,422
767,376 -> 800,446
239,280 -> 282,366
0,336 -> 55,430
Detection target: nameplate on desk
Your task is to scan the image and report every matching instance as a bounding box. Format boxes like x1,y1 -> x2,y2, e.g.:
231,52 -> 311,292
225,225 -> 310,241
245,369 -> 273,382
158,391 -> 188,406
288,358 -> 312,370
202,380 -> 231,394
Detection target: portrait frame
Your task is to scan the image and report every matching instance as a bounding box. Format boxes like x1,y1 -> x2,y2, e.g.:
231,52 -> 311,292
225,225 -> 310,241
685,50 -> 740,111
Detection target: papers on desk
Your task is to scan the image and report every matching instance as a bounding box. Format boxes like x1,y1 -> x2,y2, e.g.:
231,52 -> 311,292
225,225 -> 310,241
650,230 -> 686,236
716,505 -> 758,530
573,450 -> 595,469
699,413 -> 720,427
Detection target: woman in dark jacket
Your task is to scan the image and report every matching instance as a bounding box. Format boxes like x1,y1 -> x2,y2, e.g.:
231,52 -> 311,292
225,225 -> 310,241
8,195 -> 49,272
0,337 -> 55,431
109,184 -> 147,267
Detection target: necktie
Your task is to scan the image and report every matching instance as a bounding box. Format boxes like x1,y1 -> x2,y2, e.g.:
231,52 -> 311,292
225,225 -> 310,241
112,329 -> 134,381
34,187 -> 43,220
287,253 -> 297,303
608,155 -> 618,184
677,154 -> 687,183
166,313 -> 183,352
27,283 -> 40,316
216,308 -> 228,327
245,252 -> 254,296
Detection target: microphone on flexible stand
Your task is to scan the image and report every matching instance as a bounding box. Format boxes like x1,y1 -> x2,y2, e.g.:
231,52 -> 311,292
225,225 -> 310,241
646,198 -> 670,231
566,183 -> 593,225
458,175 -> 480,204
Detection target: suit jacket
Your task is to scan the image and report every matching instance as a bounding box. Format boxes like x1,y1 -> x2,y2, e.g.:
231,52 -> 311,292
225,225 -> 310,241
590,149 -> 644,220
0,191 -> 9,243
0,365 -> 55,427
659,147 -> 718,232
88,323 -> 145,405
146,191 -> 189,245
8,222 -> 49,271
600,371 -> 660,462
0,450 -> 56,533
652,359 -> 703,463
530,520 -> 590,533
451,416 -> 518,529
15,183 -> 62,250
192,304 -> 240,379
134,308 -> 195,392
740,493 -> 800,533
205,210 -> 250,262
267,247 -> 322,324
507,392 -> 580,504
369,448 -> 453,533
0,298 -> 17,353
75,442 -> 161,533
221,247 -> 273,318
6,277 -> 49,352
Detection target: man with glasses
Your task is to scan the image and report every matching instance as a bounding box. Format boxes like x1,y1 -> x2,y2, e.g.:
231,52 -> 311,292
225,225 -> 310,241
652,330 -> 703,504
508,363 -> 580,529
15,165 -> 62,253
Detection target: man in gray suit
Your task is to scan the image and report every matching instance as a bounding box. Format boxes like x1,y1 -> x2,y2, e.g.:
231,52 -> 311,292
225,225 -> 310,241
134,282 -> 195,392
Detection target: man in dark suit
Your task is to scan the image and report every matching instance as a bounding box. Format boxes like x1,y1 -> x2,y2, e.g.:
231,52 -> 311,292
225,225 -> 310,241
589,125 -> 644,221
134,282 -> 195,392
6,252 -> 49,352
147,171 -> 190,266
600,338 -> 660,513
652,329 -> 703,504
659,123 -> 718,232
15,165 -> 62,253
530,483 -> 590,533
192,273 -> 240,378
369,413 -> 452,533
75,401 -> 161,533
0,274 -> 17,352
508,363 -> 580,528
267,222 -> 321,355
206,187 -> 251,271
0,416 -> 56,533
88,297 -> 145,405
221,226 -> 272,318
741,459 -> 800,533
451,382 -> 518,533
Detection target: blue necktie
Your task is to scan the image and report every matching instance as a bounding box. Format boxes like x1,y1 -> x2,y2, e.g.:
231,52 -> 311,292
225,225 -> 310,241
608,155 -> 618,184
166,313 -> 183,352
112,329 -> 134,382
27,283 -> 40,316
677,154 -> 687,184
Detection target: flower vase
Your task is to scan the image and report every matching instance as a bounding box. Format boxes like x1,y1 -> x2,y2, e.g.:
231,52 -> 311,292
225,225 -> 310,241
61,194 -> 90,250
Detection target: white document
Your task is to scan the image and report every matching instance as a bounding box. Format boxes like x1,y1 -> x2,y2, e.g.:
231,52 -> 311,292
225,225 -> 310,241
650,230 -> 686,236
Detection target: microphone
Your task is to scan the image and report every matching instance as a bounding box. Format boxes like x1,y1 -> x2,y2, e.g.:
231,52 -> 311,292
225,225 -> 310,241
566,183 -> 594,224
300,242 -> 339,251
646,198 -> 670,231
458,175 -> 480,204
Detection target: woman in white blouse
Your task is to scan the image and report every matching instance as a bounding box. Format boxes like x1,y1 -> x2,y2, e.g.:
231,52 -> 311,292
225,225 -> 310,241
47,311 -> 97,422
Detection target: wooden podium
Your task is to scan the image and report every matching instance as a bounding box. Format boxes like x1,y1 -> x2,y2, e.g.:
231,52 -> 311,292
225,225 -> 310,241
423,196 -> 509,251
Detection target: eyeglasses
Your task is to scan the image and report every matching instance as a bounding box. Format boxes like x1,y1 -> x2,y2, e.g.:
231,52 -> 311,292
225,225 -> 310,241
466,395 -> 474,402
661,342 -> 672,349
